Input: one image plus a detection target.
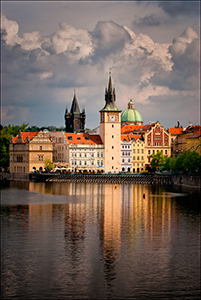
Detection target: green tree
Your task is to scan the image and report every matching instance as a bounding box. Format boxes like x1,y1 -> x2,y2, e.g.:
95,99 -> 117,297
44,159 -> 53,171
150,151 -> 165,171
0,123 -> 28,169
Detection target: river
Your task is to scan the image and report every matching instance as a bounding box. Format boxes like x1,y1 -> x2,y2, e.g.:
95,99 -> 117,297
1,181 -> 200,299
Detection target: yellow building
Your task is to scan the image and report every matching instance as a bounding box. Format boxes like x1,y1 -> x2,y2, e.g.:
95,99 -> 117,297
186,128 -> 201,155
10,130 -> 53,173
172,125 -> 201,157
131,137 -> 145,173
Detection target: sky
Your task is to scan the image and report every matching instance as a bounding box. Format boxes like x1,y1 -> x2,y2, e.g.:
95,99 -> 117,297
1,1 -> 200,130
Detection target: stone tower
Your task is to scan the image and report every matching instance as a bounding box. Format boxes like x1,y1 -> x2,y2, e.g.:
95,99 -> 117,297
100,72 -> 122,173
65,90 -> 86,133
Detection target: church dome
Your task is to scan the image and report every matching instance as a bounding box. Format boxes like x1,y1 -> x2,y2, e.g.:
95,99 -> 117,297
121,100 -> 143,124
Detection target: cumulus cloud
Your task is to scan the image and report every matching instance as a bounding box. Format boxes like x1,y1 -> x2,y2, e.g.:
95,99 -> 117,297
150,27 -> 199,92
1,14 -> 199,129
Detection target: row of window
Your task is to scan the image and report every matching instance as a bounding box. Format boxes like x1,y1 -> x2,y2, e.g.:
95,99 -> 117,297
71,160 -> 104,166
148,149 -> 168,155
122,159 -> 131,163
122,152 -> 130,156
133,156 -> 144,161
133,149 -> 144,153
71,152 -> 103,158
30,145 -> 51,150
148,142 -> 168,146
122,145 -> 131,149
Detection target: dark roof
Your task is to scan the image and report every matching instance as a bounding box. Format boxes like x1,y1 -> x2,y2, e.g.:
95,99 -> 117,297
70,93 -> 80,114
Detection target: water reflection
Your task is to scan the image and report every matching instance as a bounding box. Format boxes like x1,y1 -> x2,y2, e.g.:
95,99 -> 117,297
1,181 -> 200,299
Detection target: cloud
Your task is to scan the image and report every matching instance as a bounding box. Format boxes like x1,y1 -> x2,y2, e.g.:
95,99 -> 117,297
149,27 -> 199,92
38,72 -> 53,80
133,14 -> 161,27
1,14 -> 199,129
158,2 -> 200,17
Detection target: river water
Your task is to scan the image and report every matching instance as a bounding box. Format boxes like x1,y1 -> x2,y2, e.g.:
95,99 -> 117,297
1,181 -> 200,299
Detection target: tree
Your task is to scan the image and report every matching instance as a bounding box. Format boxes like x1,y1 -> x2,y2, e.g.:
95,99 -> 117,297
44,159 -> 53,171
150,151 -> 165,171
0,123 -> 28,169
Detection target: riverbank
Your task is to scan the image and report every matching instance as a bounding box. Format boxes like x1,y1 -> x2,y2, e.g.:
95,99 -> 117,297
1,172 -> 200,188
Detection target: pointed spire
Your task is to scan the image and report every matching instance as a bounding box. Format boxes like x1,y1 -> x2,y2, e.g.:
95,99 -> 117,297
70,89 -> 80,114
100,72 -> 121,112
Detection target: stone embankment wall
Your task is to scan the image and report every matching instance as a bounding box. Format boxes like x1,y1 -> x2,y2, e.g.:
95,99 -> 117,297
171,174 -> 201,189
0,172 -> 29,181
1,172 -> 200,188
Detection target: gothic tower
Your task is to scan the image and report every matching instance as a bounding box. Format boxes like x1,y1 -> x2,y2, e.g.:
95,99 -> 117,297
64,90 -> 86,133
100,72 -> 122,173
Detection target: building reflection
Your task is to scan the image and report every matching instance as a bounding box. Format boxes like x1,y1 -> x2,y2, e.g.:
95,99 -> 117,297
6,181 -> 175,289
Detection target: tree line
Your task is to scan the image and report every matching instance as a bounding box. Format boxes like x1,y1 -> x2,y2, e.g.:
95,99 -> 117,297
150,150 -> 201,173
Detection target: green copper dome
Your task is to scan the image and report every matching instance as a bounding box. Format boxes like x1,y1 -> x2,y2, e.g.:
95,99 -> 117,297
121,100 -> 143,123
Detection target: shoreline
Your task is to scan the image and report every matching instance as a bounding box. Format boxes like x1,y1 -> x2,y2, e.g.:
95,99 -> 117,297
1,172 -> 200,189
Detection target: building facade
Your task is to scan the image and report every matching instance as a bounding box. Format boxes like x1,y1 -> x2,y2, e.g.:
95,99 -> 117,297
64,133 -> 104,172
121,137 -> 132,172
10,130 -> 53,173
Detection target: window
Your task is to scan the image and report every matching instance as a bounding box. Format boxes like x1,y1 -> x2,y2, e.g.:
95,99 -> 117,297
137,144 -> 139,147
112,125 -> 114,128
84,153 -> 87,157
128,159 -> 130,162
122,159 -> 124,163
165,150 -> 167,154
101,160 -> 103,166
112,157 -> 114,160
137,149 -> 139,153
34,145 -> 37,150
141,149 -> 143,153
133,156 -> 135,160
112,135 -> 114,138
17,155 -> 23,162
39,156 -> 43,161
79,153 -> 82,157
148,150 -> 150,154
148,142 -> 150,146
45,145 -> 48,150
141,156 -> 144,160
141,163 -> 143,166
112,166 -> 114,169
112,146 -> 114,149
97,152 -> 99,157
122,152 -> 124,156
101,152 -> 103,157
84,161 -> 87,165
97,160 -> 99,165
133,149 -> 135,153
137,156 -> 139,160
91,153 -> 94,157
79,161 -> 82,165
75,161 -> 77,165
153,150 -> 155,154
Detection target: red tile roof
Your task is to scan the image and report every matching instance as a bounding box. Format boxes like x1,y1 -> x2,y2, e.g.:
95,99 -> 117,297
64,133 -> 103,145
121,135 -> 130,142
13,132 -> 38,144
121,125 -> 143,134
168,128 -> 183,135
186,128 -> 201,139
129,134 -> 142,141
